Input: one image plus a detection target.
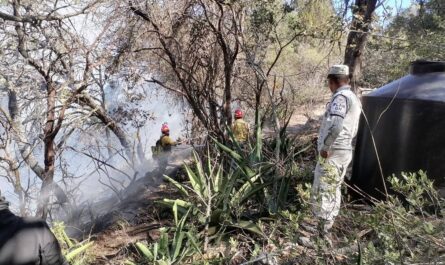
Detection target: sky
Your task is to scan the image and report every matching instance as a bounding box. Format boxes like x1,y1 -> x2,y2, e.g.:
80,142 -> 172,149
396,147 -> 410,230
388,0 -> 412,10
383,0 -> 413,16
335,0 -> 413,18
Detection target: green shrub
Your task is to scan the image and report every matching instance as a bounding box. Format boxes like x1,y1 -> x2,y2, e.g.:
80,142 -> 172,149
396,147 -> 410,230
360,171 -> 445,264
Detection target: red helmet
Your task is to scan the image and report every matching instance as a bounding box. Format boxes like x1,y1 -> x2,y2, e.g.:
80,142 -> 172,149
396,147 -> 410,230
161,123 -> 170,134
234,109 -> 243,119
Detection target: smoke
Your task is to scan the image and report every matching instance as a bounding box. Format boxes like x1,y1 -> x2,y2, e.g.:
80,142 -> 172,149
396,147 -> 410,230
1,81 -> 188,223
0,8 -> 190,219
61,145 -> 195,237
62,85 -> 195,235
64,84 -> 186,200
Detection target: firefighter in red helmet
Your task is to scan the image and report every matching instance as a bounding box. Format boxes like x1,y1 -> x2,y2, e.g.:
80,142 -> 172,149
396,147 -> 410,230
159,123 -> 176,152
152,123 -> 177,171
232,109 -> 249,144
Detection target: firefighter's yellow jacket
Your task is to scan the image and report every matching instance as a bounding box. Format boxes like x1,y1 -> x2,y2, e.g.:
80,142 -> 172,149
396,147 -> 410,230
232,119 -> 249,143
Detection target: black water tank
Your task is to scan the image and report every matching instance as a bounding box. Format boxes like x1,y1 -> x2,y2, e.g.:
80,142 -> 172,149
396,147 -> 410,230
351,60 -> 445,199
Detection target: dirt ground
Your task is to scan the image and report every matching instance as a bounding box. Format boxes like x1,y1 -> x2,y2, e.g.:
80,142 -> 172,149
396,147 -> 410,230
89,187 -> 176,264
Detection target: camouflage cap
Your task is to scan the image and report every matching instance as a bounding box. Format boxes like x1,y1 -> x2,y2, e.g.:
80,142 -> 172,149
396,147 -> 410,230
328,65 -> 349,76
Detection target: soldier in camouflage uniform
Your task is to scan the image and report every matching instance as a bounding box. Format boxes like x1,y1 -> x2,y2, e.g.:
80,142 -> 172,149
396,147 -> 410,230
302,65 -> 361,242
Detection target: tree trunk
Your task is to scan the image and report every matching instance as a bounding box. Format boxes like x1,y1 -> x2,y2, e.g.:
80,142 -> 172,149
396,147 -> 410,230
37,82 -> 57,219
344,0 -> 378,90
2,149 -> 26,215
223,63 -> 233,128
7,88 -> 69,213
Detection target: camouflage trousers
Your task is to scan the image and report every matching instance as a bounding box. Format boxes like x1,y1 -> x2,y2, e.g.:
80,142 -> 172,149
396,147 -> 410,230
311,149 -> 352,230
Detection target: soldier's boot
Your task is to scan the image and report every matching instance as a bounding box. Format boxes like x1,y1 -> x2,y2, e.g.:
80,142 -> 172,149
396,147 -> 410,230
299,217 -> 318,234
297,217 -> 318,248
318,219 -> 334,248
298,218 -> 335,249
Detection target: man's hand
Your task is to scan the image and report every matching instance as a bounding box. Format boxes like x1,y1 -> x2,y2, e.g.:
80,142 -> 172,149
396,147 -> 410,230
320,150 -> 329,159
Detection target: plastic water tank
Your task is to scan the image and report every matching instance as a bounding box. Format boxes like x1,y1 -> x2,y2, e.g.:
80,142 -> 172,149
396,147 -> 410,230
350,60 -> 445,199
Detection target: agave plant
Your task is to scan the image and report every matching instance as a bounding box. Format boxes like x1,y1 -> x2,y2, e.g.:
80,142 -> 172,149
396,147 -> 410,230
216,119 -> 312,214
135,210 -> 200,265
157,113 -> 312,258
52,222 -> 95,265
160,149 -> 266,237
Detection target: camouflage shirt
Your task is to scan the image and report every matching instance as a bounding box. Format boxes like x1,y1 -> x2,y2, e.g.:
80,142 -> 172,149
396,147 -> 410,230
318,86 -> 361,152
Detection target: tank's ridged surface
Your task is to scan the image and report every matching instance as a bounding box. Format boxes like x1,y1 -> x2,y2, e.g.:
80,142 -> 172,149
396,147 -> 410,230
350,61 -> 445,199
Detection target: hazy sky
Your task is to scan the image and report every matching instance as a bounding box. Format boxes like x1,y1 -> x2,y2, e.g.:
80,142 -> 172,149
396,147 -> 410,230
385,0 -> 413,14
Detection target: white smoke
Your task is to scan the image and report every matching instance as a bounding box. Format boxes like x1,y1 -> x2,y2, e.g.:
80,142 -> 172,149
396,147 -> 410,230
0,80 -> 187,218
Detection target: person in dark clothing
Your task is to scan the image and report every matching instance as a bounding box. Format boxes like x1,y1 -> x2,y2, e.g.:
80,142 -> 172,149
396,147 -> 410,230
0,192 -> 68,265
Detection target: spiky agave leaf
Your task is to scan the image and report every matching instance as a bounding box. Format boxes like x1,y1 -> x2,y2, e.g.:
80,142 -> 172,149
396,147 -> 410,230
66,241 -> 94,262
157,199 -> 196,216
184,161 -> 206,200
227,220 -> 265,238
212,137 -> 256,178
252,110 -> 263,163
164,175 -> 189,197
135,242 -> 154,261
171,209 -> 190,260
231,174 -> 261,206
193,152 -> 208,197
